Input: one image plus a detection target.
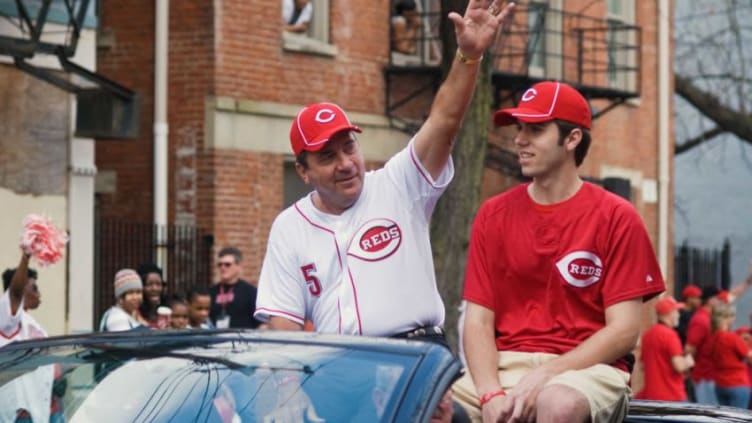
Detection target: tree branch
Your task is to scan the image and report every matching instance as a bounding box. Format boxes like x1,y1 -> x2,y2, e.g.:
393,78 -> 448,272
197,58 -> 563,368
675,127 -> 725,155
675,75 -> 752,149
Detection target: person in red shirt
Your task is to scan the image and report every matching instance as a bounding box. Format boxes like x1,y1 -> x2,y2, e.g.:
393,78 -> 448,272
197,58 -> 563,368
686,286 -> 721,404
736,327 -> 752,409
677,284 -> 702,345
454,80 -> 665,423
636,296 -> 694,401
677,284 -> 702,401
710,303 -> 752,408
687,265 -> 752,406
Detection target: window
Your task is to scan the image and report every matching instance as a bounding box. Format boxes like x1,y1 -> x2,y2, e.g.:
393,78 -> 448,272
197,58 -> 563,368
284,159 -> 310,208
389,0 -> 442,66
526,0 -> 562,79
308,0 -> 329,43
607,0 -> 636,91
282,0 -> 336,56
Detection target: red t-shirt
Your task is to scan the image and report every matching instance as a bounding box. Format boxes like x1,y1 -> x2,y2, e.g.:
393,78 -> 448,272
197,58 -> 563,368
463,183 -> 665,373
636,323 -> 686,400
687,307 -> 712,382
711,330 -> 750,388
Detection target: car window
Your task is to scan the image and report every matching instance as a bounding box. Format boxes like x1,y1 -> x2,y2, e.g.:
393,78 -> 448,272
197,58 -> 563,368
0,340 -> 422,423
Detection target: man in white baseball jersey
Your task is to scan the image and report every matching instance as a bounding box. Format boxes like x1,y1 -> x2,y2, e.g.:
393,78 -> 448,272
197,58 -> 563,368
255,0 -> 516,346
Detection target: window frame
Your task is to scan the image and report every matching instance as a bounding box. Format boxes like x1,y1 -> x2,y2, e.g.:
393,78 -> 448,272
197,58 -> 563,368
282,0 -> 337,57
606,0 -> 637,92
526,0 -> 563,80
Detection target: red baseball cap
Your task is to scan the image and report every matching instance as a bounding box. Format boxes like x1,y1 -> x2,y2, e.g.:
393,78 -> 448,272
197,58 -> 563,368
735,326 -> 751,336
682,284 -> 702,299
717,290 -> 731,303
655,296 -> 685,315
289,102 -> 362,156
493,81 -> 592,130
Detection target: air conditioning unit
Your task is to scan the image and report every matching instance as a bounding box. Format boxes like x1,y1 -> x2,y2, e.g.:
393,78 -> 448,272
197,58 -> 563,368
76,89 -> 140,139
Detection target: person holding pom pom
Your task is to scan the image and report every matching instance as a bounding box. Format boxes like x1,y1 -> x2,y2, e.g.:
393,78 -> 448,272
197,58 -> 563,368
0,253 -> 35,347
0,214 -> 67,345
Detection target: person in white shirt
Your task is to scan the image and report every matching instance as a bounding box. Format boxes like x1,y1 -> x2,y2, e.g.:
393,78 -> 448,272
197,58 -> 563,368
99,269 -> 147,331
256,0 -> 517,343
282,0 -> 313,33
0,253 -> 41,346
0,252 -> 55,423
3,264 -> 48,341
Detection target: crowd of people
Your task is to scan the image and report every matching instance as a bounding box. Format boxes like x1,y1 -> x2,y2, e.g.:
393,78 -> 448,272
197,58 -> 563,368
99,247 -> 264,332
636,274 -> 752,410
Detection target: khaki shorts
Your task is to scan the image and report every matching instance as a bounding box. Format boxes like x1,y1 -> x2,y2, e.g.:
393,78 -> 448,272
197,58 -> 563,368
452,351 -> 631,423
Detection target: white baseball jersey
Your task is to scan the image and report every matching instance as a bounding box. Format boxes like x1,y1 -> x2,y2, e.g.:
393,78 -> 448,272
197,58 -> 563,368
0,291 -> 53,423
255,139 -> 453,336
0,290 -> 49,346
0,290 -> 25,347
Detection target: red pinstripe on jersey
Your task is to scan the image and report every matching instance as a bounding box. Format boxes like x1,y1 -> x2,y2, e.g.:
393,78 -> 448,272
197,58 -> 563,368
294,201 -> 365,334
0,323 -> 22,340
255,307 -> 305,325
409,144 -> 445,189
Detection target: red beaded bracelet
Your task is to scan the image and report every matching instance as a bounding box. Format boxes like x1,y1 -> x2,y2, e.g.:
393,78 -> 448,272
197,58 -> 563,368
479,388 -> 507,408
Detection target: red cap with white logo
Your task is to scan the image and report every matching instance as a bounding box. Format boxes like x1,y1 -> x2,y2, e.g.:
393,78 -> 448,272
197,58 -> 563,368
493,81 -> 592,130
290,102 -> 362,156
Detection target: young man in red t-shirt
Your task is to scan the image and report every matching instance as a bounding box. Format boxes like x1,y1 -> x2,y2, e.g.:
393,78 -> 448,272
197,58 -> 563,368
636,296 -> 694,400
452,81 -> 665,423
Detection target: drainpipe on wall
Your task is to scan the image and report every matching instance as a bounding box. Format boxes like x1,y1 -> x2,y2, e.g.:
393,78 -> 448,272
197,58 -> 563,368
154,0 -> 169,275
657,0 -> 670,276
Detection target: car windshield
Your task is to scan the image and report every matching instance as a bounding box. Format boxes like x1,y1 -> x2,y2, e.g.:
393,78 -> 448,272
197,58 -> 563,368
0,335 -> 429,423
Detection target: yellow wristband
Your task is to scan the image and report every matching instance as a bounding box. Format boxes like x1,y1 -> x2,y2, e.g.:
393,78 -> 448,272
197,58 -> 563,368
456,48 -> 483,65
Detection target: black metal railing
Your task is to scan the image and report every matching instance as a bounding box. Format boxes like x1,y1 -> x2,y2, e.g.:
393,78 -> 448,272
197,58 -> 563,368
387,5 -> 442,68
386,3 -> 641,90
674,239 -> 731,295
94,219 -> 214,326
385,3 -> 642,131
491,4 -> 640,96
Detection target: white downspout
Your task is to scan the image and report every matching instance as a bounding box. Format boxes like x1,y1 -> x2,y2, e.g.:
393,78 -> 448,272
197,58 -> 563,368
657,0 -> 671,275
154,0 -> 169,273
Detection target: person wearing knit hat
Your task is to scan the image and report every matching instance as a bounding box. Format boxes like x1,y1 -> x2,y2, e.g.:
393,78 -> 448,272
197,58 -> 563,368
99,268 -> 147,331
636,296 -> 694,401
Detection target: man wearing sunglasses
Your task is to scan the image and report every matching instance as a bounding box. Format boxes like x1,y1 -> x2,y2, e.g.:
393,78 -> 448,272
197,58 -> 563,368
209,246 -> 264,329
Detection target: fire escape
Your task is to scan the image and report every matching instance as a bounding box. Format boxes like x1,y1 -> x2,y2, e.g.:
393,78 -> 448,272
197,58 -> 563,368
384,2 -> 641,185
0,0 -> 139,138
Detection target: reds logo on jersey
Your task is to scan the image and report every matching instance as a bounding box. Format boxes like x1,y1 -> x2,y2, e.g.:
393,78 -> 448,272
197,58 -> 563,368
348,218 -> 402,261
556,251 -> 603,288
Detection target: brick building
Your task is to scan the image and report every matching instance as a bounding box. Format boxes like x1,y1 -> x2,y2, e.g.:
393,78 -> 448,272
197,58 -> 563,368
94,0 -> 411,291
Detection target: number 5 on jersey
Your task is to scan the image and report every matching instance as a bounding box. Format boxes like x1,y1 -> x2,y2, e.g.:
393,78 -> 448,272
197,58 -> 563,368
301,263 -> 322,296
